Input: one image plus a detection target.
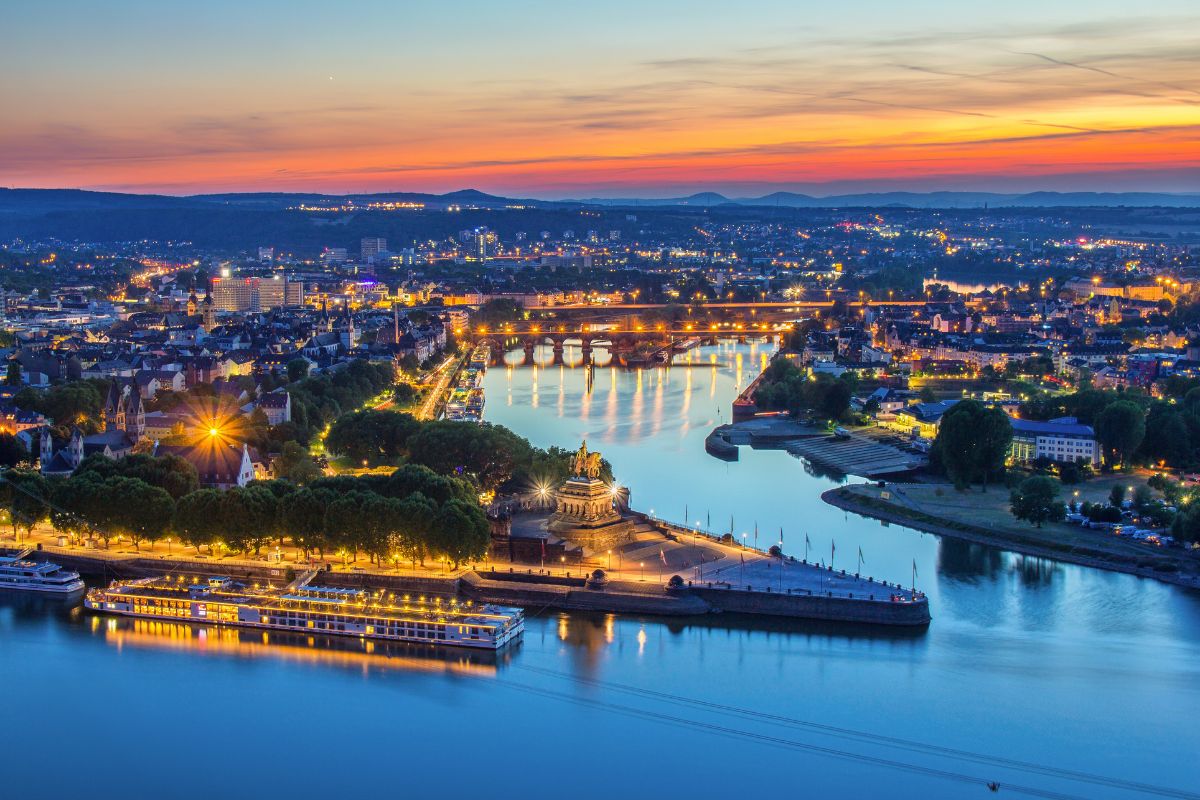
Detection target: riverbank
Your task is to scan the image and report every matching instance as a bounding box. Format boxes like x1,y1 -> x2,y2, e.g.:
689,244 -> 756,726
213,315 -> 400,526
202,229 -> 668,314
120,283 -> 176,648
13,538 -> 930,627
823,484 -> 1200,589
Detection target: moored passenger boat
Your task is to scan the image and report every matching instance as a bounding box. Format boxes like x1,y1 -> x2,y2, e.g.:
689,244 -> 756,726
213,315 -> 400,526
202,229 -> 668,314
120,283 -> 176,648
85,576 -> 523,650
0,549 -> 86,594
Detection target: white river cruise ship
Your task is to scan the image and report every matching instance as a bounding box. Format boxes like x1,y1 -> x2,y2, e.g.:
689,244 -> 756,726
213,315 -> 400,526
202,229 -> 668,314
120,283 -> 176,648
85,574 -> 524,650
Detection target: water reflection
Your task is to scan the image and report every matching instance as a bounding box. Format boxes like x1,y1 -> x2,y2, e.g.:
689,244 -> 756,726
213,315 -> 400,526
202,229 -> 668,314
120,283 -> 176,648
936,538 -> 1008,582
87,615 -> 506,677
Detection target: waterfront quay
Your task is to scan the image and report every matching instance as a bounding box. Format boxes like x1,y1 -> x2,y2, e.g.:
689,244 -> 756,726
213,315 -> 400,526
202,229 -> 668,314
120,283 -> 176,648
9,511 -> 930,628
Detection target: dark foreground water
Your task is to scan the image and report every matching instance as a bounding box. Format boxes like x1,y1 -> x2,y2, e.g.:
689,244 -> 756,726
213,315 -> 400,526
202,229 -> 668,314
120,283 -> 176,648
3,341 -> 1198,800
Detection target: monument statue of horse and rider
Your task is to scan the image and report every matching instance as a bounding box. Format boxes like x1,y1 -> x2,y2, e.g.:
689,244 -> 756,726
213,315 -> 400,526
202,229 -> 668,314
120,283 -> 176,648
570,441 -> 605,481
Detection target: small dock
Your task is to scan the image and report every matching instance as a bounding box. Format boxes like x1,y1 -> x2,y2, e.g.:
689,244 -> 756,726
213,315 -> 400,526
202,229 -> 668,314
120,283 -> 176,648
706,418 -> 924,479
785,434 -> 925,479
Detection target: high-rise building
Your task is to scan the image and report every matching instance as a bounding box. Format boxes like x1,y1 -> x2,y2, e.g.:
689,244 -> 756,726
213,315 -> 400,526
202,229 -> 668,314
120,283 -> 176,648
210,277 -> 303,312
321,247 -> 349,266
472,227 -> 497,259
258,247 -> 274,264
361,237 -> 387,262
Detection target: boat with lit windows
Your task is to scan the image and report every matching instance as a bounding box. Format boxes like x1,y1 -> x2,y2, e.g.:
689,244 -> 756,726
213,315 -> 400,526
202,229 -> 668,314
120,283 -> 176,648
84,574 -> 523,650
466,388 -> 485,415
0,548 -> 86,594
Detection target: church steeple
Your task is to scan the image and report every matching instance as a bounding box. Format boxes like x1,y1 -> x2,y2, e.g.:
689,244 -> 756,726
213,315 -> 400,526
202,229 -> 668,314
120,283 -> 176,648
201,293 -> 215,332
39,427 -> 52,467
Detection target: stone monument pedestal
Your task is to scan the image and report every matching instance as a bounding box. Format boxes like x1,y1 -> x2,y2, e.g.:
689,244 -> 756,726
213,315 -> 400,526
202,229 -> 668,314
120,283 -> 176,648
548,477 -> 633,550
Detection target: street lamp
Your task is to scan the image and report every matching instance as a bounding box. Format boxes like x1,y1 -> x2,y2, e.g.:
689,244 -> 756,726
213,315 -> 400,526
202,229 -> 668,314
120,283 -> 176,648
639,562 -> 644,581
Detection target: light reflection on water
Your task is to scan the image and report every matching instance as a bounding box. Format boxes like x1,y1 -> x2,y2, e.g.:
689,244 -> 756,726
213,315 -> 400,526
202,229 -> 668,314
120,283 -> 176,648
2,341 -> 1199,799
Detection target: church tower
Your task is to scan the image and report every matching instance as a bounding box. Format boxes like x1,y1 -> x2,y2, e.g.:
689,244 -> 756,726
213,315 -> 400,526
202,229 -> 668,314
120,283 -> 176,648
68,428 -> 84,469
201,293 -> 216,332
187,291 -> 198,316
39,427 -> 52,468
104,382 -> 124,432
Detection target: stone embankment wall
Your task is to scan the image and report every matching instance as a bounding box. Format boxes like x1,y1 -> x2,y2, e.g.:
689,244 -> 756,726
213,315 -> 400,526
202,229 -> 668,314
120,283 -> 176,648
693,586 -> 931,626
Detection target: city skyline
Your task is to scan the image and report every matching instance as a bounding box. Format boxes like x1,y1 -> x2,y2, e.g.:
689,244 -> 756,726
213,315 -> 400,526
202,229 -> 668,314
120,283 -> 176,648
4,0 -> 1199,197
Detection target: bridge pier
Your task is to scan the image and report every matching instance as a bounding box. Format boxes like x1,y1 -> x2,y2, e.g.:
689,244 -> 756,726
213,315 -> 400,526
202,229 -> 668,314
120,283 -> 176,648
522,341 -> 536,366
551,339 -> 565,365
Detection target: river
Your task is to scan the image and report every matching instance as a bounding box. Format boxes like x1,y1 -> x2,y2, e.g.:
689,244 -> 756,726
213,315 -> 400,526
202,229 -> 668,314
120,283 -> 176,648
2,341 -> 1198,800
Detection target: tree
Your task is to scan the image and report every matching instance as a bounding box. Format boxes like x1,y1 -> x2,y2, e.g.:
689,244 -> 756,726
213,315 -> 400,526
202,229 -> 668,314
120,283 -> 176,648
272,441 -> 322,485
932,400 -> 1013,491
220,485 -> 279,555
173,489 -> 224,554
1133,484 -> 1154,510
818,379 -> 852,420
286,358 -> 310,382
5,361 -> 21,386
358,493 -> 401,565
326,410 -> 420,465
918,386 -> 937,403
0,433 -> 29,468
1,469 -> 49,539
393,491 -> 438,566
107,477 -> 174,551
1172,504 -> 1200,544
36,381 -> 107,429
281,487 -> 335,557
1095,401 -> 1145,469
429,498 -> 491,567
74,452 -> 200,499
406,421 -> 530,492
1138,403 -> 1191,468
324,491 -> 368,562
1010,476 -> 1065,528
381,464 -> 477,506
1109,484 -> 1126,508
393,382 -> 419,406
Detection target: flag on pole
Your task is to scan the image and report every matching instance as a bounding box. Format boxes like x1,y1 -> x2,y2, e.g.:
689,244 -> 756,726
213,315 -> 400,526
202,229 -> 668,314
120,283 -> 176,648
739,551 -> 745,566
858,546 -> 865,566
913,558 -> 918,579
660,548 -> 668,567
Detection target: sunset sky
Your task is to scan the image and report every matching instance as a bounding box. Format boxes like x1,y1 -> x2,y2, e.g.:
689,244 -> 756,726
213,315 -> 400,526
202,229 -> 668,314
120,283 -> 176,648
3,0 -> 1199,197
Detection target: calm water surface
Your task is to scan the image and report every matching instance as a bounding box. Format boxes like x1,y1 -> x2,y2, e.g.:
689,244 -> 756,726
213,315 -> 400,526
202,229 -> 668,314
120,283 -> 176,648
3,341 -> 1198,800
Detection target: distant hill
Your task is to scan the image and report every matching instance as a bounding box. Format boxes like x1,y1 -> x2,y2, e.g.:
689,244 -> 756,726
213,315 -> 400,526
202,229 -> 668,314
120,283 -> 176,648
0,187 -> 566,216
0,188 -> 211,216
575,190 -> 1200,209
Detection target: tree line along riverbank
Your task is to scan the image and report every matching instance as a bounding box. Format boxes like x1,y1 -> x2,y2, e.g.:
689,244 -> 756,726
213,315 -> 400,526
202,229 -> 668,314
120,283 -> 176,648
822,484 -> 1200,589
